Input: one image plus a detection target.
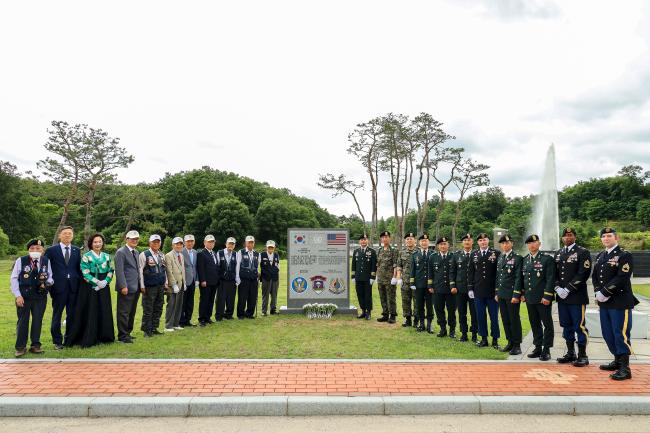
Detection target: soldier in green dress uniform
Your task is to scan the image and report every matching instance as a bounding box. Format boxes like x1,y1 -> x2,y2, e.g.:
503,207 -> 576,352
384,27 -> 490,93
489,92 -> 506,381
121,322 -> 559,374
429,237 -> 457,338
495,234 -> 523,355
397,232 -> 417,327
450,233 -> 477,342
352,234 -> 377,320
376,231 -> 399,324
410,234 -> 434,334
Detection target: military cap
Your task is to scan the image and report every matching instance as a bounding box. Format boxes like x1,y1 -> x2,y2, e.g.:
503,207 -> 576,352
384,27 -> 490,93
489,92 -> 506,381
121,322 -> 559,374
26,238 -> 44,249
204,234 -> 216,242
125,230 -> 140,239
561,227 -> 576,236
525,234 -> 540,243
476,233 -> 489,240
436,236 -> 449,245
600,227 -> 617,236
498,234 -> 513,243
404,232 -> 416,239
418,233 -> 429,241
359,234 -> 368,241
171,236 -> 183,244
379,231 -> 391,237
460,233 -> 472,241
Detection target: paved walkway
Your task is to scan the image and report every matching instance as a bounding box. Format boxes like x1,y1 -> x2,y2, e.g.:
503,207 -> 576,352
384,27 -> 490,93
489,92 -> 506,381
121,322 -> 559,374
0,360 -> 648,397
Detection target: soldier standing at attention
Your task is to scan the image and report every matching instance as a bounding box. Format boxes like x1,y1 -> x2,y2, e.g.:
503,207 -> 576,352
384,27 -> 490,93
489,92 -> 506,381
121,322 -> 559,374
429,237 -> 457,338
554,227 -> 592,367
376,231 -> 399,324
468,233 -> 500,349
593,227 -> 638,381
396,232 -> 417,328
451,233 -> 477,342
351,234 -> 377,320
522,234 -> 556,361
495,234 -> 524,355
410,234 -> 434,334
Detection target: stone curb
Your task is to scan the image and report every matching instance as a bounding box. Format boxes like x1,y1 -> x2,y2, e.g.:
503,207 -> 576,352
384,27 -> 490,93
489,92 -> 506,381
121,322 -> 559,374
3,358 -> 650,364
1,396 -> 649,417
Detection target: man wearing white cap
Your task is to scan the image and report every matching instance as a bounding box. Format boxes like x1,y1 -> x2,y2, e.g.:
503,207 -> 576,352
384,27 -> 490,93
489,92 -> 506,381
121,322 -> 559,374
235,235 -> 260,319
180,234 -> 198,327
260,240 -> 280,316
138,234 -> 168,337
196,234 -> 220,326
216,237 -> 238,320
164,237 -> 186,331
114,230 -> 141,343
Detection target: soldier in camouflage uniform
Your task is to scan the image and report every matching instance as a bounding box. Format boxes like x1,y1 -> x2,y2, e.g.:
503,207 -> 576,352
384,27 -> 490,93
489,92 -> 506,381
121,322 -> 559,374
397,232 -> 417,327
376,231 -> 399,324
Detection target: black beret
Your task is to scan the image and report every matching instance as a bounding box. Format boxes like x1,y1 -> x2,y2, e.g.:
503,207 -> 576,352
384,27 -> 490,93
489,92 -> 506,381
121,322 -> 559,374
562,227 -> 577,236
460,233 -> 472,241
404,232 -> 416,239
436,237 -> 449,245
358,234 -> 368,241
418,233 -> 429,241
379,231 -> 391,237
26,238 -> 44,249
600,227 -> 616,236
499,234 -> 513,243
476,233 -> 489,240
525,234 -> 540,243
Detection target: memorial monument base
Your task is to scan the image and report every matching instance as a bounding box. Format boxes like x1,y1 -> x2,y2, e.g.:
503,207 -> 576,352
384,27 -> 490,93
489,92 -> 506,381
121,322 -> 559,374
279,305 -> 358,315
585,308 -> 649,339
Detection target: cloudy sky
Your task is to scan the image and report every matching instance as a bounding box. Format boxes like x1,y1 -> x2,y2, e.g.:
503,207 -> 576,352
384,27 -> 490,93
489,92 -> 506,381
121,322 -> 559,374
1,0 -> 649,218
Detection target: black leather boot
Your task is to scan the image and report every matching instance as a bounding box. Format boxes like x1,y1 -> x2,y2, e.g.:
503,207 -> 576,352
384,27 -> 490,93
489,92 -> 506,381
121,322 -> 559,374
539,347 -> 551,361
402,316 -> 412,327
557,341 -> 577,364
527,346 -> 542,358
388,314 -> 396,324
509,344 -> 522,356
437,326 -> 447,338
377,314 -> 389,322
610,354 -> 632,380
600,355 -> 620,371
426,319 -> 434,334
449,329 -> 456,339
573,344 -> 589,367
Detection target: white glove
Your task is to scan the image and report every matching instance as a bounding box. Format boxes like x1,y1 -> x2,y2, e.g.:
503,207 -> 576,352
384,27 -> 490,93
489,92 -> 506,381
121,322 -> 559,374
557,287 -> 570,299
96,280 -> 107,289
410,285 -> 416,291
390,277 -> 398,285
397,278 -> 403,286
173,284 -> 180,294
595,291 -> 610,303
468,290 -> 475,299
369,279 -> 374,285
236,277 -> 241,286
195,281 -> 199,288
94,285 -> 101,291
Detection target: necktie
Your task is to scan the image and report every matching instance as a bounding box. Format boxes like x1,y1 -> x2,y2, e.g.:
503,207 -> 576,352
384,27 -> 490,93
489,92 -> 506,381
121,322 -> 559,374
132,249 -> 138,263
177,254 -> 182,265
32,260 -> 38,271
64,246 -> 70,265
210,250 -> 216,264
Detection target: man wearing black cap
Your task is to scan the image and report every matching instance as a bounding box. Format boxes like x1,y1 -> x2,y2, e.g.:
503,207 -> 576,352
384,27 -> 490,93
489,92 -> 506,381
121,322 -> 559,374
554,227 -> 592,367
351,234 -> 377,320
468,233 -> 501,348
429,237 -> 457,338
451,233 -> 477,342
522,234 -> 556,361
410,234 -> 434,333
10,239 -> 53,357
495,234 -> 523,355
397,232 -> 417,327
593,227 -> 638,380
376,231 -> 399,324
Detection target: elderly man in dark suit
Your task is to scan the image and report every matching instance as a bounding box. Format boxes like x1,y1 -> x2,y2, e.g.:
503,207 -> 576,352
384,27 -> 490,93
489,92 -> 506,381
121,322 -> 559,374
114,230 -> 142,343
45,225 -> 82,350
196,234 -> 220,326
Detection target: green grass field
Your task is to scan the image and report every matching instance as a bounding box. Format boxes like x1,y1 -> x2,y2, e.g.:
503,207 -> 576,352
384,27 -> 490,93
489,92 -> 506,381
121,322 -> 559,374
0,259 -> 529,359
633,284 -> 650,298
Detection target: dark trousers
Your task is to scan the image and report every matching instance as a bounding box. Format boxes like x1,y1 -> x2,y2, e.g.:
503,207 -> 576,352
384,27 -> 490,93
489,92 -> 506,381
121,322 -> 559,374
50,288 -> 78,345
600,307 -> 633,356
355,280 -> 373,312
475,296 -> 500,338
116,290 -> 140,341
218,280 -> 237,318
415,287 -> 433,320
141,285 -> 164,333
237,279 -> 258,318
498,298 -> 522,344
527,303 -> 554,348
179,281 -> 196,326
433,292 -> 457,330
261,279 -> 279,314
558,303 -> 588,345
198,284 -> 218,323
457,292 -> 477,334
15,294 -> 47,350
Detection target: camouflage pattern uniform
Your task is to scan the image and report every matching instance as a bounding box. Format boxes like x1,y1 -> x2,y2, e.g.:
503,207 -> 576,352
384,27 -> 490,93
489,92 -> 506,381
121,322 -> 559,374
376,245 -> 398,322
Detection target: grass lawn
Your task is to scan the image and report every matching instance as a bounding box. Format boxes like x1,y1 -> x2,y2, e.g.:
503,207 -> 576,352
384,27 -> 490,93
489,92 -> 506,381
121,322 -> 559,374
633,284 -> 650,298
0,259 -> 529,359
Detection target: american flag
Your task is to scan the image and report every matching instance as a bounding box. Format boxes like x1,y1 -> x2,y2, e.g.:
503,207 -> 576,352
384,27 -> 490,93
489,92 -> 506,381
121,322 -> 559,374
327,233 -> 346,245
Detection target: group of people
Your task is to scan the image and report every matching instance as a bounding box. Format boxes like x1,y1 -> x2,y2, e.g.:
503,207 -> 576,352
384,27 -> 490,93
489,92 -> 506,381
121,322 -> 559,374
350,227 -> 638,381
10,226 -> 281,353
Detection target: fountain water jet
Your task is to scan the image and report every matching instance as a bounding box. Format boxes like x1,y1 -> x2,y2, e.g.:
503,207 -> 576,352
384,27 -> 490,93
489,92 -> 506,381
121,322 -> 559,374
529,143 -> 560,251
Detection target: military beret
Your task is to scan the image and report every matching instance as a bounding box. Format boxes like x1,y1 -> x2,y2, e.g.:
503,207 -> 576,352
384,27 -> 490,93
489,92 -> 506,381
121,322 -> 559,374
418,233 -> 429,241
499,234 -> 513,243
600,227 -> 617,236
460,233 -> 472,241
476,233 -> 489,240
436,237 -> 448,245
562,227 -> 576,236
26,238 -> 44,249
379,231 -> 391,237
525,234 -> 540,243
359,234 -> 368,241
404,232 -> 416,239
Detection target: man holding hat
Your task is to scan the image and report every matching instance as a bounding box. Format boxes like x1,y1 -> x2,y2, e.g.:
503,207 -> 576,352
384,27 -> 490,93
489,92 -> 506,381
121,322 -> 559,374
554,227 -> 592,367
410,233 -> 434,333
450,233 -> 477,342
495,234 -> 524,355
180,234 -> 198,327
429,236 -> 457,338
217,237 -> 238,320
114,230 -> 142,343
522,234 -> 556,361
164,237 -> 186,332
197,234 -> 220,326
236,235 -> 261,319
396,232 -> 417,327
351,234 -> 377,320
139,234 -> 168,337
260,240 -> 280,316
10,238 -> 53,357
593,227 -> 638,380
376,231 -> 399,324
468,233 -> 501,348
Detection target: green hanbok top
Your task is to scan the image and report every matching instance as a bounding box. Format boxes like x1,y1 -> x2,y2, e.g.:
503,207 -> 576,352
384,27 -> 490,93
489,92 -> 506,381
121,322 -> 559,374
81,250 -> 114,287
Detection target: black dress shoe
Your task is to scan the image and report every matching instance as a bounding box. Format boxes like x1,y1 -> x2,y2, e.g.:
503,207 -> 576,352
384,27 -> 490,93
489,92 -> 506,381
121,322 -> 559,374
377,315 -> 389,323
437,329 -> 447,338
402,316 -> 412,327
143,332 -> 153,338
500,342 -> 513,353
187,323 -> 198,327
152,329 -> 164,335
476,338 -> 488,348
491,338 -> 499,350
224,316 -> 234,320
215,317 -> 223,322
53,344 -> 64,350
449,330 -> 456,339
426,320 -> 434,334
357,312 -> 367,319
509,344 -> 522,356
539,349 -> 551,361
119,338 -> 134,344
270,310 -> 277,315
527,346 -> 542,358
365,312 -> 371,320
388,315 -> 396,324
199,322 -> 207,327
458,333 -> 468,342
206,320 -> 215,324
416,319 -> 425,332
471,332 -> 478,342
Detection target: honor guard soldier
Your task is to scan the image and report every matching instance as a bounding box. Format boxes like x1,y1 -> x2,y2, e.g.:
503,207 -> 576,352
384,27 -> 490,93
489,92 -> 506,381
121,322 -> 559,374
10,239 -> 53,357
554,227 -> 592,367
352,234 -> 377,320
468,233 -> 501,348
410,234 -> 434,333
451,233 -> 477,342
376,231 -> 399,324
593,227 -> 639,380
523,234 -> 556,361
396,232 -> 417,327
495,234 -> 524,355
429,237 -> 457,338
